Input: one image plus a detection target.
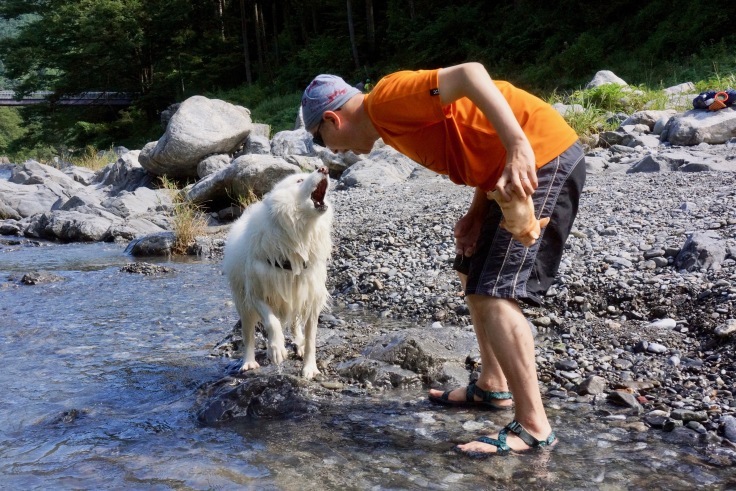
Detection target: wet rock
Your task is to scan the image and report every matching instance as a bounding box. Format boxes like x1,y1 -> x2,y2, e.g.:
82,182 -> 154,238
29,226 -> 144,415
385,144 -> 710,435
358,327 -> 477,387
607,390 -> 644,413
671,409 -> 708,423
721,415 -> 736,444
49,408 -> 87,425
663,418 -> 683,432
686,421 -> 707,434
20,271 -> 65,285
644,410 -> 670,428
195,372 -> 331,424
119,262 -> 175,275
660,426 -> 706,445
124,231 -> 176,256
336,358 -> 422,389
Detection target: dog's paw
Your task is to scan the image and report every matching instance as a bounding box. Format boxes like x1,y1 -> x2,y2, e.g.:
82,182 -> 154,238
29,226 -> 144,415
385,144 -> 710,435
301,363 -> 321,380
239,360 -> 261,372
267,343 -> 289,365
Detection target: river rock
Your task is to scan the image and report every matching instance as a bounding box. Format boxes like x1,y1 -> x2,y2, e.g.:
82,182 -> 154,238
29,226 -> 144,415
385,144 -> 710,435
195,372 -> 331,424
355,327 -> 478,388
124,231 -> 176,256
186,154 -> 300,206
93,150 -> 153,193
665,108 -> 736,146
722,415 -> 736,443
674,231 -> 726,272
586,70 -> 628,88
138,95 -> 253,178
338,146 -> 417,189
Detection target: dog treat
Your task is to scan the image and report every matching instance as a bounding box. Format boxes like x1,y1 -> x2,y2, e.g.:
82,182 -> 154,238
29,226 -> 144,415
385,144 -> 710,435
487,190 -> 550,247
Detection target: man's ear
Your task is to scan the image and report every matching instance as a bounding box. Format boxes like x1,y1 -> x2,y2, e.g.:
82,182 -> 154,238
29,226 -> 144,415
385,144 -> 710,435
323,110 -> 342,128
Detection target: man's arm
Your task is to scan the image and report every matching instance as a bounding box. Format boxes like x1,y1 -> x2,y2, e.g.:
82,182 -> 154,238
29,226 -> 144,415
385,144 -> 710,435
438,62 -> 536,200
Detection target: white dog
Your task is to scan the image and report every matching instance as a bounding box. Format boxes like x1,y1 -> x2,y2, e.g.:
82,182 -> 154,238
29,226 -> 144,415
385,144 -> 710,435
222,167 -> 333,379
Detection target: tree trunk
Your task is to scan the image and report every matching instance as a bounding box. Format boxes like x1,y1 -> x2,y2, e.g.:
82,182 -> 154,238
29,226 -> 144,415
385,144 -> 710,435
271,1 -> 279,64
346,0 -> 360,69
240,0 -> 252,84
365,0 -> 375,55
254,1 -> 264,75
218,0 -> 226,41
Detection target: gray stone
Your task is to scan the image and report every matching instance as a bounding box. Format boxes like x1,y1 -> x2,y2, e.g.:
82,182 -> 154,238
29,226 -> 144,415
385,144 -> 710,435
124,231 -> 176,256
197,154 -> 231,179
674,230 -> 727,271
607,390 -> 643,412
666,108 -> 736,146
187,154 -> 300,206
139,95 -> 252,178
586,70 -> 628,89
576,375 -> 607,395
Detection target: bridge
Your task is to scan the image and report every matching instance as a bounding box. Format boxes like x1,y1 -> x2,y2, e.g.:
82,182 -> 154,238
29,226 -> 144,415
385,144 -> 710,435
0,90 -> 134,106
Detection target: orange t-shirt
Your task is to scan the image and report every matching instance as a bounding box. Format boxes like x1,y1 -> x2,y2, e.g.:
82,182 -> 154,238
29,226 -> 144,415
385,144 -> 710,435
364,69 -> 579,191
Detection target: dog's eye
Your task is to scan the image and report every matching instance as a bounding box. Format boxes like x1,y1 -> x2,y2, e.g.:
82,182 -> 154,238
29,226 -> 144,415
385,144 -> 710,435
296,179 -> 304,183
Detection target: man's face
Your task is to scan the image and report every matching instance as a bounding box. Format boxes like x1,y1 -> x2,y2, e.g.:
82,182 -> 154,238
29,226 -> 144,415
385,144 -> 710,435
312,110 -> 374,155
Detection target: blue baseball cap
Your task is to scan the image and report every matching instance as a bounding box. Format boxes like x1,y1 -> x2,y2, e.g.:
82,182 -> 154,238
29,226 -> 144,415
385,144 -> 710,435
301,74 -> 361,132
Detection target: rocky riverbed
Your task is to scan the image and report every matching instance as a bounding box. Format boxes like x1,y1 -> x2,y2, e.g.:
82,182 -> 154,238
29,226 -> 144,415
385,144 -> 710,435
198,157 -> 736,463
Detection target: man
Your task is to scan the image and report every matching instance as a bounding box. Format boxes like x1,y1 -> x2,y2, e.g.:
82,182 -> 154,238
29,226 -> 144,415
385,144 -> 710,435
301,63 -> 585,456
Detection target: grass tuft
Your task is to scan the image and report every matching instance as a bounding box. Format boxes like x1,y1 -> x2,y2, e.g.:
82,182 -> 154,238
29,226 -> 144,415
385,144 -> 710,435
159,176 -> 208,255
68,145 -> 117,170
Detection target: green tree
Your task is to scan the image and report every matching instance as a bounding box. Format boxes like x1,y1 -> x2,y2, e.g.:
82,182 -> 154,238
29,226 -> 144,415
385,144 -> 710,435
0,107 -> 24,154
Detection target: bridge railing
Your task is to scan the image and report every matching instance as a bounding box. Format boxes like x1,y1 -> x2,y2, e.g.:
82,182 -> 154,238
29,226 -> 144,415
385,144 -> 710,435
0,91 -> 134,106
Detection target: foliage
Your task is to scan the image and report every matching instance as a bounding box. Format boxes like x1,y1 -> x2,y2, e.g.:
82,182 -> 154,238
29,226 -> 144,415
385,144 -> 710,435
0,107 -> 24,154
158,175 -> 207,255
0,0 -> 734,156
66,145 -> 117,170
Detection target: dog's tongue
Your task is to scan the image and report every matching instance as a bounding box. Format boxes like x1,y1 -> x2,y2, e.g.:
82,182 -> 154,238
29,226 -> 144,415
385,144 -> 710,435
311,178 -> 327,205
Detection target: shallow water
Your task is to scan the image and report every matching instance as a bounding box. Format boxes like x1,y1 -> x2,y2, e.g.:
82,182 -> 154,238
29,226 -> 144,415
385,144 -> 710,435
0,238 -> 734,490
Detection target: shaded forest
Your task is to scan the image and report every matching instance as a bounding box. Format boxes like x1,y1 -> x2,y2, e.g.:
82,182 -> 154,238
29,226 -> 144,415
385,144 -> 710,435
0,0 -> 735,155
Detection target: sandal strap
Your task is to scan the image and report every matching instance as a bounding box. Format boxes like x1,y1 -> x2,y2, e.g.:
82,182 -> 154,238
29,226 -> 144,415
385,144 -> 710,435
467,382 -> 513,402
475,435 -> 511,455
505,420 -> 556,448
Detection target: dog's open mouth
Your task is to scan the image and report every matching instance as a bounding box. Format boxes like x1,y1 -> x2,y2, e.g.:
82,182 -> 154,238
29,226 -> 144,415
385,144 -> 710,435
311,178 -> 328,211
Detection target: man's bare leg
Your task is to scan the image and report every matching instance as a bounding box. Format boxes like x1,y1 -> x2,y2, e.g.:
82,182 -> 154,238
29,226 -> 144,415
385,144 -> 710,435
428,272 -> 512,407
456,295 -> 553,453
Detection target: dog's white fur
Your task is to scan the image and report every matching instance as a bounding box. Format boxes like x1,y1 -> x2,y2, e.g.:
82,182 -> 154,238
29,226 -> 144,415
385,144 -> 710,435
222,167 -> 333,379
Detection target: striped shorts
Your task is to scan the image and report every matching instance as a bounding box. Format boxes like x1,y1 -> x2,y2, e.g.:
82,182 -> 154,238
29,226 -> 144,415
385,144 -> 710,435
453,141 -> 586,306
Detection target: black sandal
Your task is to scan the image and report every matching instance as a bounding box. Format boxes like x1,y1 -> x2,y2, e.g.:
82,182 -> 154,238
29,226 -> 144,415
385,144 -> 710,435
456,420 -> 557,458
428,382 -> 513,410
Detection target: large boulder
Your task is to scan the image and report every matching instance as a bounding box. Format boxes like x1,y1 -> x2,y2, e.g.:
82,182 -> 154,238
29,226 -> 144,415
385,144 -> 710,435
664,108 -> 736,146
10,160 -> 84,196
24,210 -> 117,242
138,96 -> 253,178
0,180 -> 63,218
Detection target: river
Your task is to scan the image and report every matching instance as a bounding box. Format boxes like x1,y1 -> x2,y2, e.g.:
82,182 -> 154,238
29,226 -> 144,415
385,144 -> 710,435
0,238 -> 733,490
